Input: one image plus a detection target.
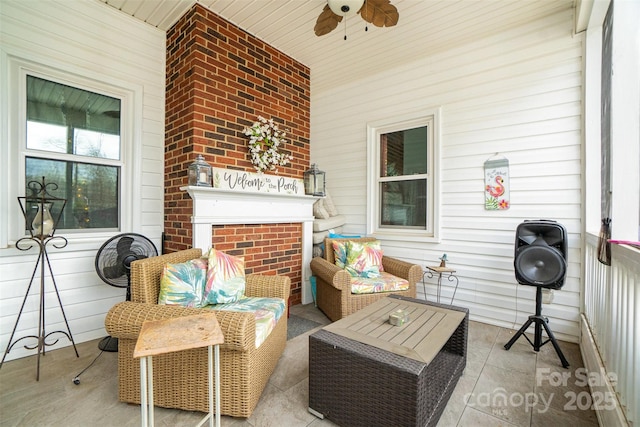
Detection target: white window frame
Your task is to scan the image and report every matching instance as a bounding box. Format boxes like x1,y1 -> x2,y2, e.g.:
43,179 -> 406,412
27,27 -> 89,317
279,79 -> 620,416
1,56 -> 141,248
366,108 -> 441,242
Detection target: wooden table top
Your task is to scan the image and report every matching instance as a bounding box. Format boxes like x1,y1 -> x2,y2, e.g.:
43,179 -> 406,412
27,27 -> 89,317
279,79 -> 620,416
133,312 -> 224,359
323,297 -> 465,365
426,266 -> 456,274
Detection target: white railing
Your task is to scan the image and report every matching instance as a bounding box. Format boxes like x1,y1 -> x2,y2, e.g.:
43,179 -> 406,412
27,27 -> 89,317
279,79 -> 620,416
584,233 -> 639,426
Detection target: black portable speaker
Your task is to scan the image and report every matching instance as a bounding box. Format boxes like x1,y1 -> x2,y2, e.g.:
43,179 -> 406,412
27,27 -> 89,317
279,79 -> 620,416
514,220 -> 568,289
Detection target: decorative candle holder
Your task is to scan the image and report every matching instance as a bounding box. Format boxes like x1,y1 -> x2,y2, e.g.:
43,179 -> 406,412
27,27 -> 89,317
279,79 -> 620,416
304,163 -> 326,196
188,154 -> 213,187
1,177 -> 78,380
389,309 -> 409,326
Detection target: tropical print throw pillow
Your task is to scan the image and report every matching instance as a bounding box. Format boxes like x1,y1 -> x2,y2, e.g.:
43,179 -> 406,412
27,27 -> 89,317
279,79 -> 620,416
344,240 -> 384,278
332,240 -> 349,268
203,248 -> 246,304
157,258 -> 208,307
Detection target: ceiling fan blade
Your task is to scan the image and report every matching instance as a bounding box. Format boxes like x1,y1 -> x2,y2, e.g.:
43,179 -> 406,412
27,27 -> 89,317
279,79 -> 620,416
314,4 -> 343,36
360,0 -> 399,28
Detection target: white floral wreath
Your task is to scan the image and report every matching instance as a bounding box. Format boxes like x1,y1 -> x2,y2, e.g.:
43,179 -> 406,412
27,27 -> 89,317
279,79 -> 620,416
243,116 -> 293,173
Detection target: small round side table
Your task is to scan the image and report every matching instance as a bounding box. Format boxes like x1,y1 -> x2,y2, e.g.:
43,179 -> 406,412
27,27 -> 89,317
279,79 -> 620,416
423,266 -> 459,305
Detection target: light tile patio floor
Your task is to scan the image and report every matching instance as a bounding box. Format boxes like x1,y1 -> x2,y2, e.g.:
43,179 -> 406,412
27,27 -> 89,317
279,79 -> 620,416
0,302 -> 599,426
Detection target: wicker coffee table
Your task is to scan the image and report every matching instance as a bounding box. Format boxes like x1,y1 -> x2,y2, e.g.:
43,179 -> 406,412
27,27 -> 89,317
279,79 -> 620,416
309,295 -> 468,427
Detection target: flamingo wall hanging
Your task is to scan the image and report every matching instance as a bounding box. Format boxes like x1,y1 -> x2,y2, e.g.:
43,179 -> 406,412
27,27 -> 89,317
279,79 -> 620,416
484,154 -> 510,210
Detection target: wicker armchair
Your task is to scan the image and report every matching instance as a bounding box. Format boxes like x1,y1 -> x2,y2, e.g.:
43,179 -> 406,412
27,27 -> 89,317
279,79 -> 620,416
104,248 -> 290,418
310,237 -> 422,321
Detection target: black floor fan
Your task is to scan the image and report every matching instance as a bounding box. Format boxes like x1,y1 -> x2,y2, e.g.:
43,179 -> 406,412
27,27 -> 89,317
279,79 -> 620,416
74,233 -> 158,384
94,233 -> 158,352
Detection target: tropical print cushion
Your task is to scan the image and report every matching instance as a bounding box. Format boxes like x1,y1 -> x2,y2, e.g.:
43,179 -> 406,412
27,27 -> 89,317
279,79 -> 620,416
210,296 -> 286,348
157,258 -> 208,307
332,240 -> 348,268
344,240 -> 384,278
350,271 -> 410,294
204,249 -> 246,305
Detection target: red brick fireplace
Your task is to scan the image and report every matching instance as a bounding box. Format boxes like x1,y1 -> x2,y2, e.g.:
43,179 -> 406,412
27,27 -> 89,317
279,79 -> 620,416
164,4 -> 311,305
184,185 -> 316,304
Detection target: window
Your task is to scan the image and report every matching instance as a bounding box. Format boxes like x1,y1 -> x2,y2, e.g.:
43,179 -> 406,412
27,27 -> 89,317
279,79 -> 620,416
25,75 -> 122,232
367,110 -> 440,241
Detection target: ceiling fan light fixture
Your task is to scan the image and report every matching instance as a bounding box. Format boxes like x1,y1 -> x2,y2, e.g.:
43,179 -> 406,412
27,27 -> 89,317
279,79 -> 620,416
314,0 -> 397,37
327,0 -> 365,17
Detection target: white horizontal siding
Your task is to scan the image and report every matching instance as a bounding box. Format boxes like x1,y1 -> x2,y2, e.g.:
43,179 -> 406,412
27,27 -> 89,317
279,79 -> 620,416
0,0 -> 165,361
311,6 -> 583,341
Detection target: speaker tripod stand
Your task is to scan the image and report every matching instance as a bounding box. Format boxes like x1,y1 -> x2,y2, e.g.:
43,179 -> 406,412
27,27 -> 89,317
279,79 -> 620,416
504,285 -> 570,368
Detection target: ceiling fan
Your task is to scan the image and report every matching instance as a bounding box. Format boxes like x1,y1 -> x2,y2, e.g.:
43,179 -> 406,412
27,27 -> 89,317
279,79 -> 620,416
314,0 -> 399,38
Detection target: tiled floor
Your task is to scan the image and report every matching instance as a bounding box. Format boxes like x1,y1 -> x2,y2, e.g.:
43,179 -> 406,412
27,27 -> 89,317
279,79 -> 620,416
0,302 -> 599,426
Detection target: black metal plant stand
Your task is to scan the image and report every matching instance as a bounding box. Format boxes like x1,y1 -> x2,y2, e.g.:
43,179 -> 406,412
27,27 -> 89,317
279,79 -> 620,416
422,265 -> 460,305
0,177 -> 79,380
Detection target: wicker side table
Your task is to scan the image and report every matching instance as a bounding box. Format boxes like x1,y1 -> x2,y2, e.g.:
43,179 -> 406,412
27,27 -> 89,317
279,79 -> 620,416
134,313 -> 224,427
309,295 -> 468,427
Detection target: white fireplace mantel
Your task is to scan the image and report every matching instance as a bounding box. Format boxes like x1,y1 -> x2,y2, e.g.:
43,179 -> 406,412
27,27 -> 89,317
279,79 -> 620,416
181,185 -> 318,304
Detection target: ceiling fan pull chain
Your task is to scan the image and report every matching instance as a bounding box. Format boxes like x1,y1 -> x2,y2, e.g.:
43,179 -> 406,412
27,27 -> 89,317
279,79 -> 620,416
364,0 -> 368,32
344,17 -> 348,40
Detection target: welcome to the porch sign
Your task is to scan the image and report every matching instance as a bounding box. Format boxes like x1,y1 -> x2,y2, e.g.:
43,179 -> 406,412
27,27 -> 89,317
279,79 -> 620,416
211,167 -> 305,196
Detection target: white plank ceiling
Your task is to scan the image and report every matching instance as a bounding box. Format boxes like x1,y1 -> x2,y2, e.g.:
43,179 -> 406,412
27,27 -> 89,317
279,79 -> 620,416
97,0 -> 577,93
